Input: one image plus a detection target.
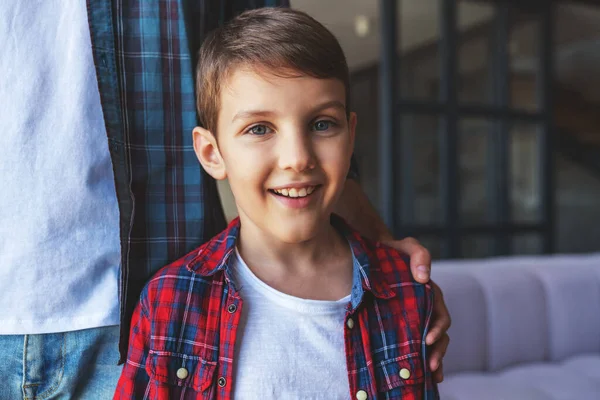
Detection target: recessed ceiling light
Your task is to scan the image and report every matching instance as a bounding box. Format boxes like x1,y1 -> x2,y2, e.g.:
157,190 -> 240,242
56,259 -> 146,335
355,15 -> 370,38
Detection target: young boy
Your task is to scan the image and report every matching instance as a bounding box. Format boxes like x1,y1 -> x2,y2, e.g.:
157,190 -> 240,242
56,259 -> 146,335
115,8 -> 438,400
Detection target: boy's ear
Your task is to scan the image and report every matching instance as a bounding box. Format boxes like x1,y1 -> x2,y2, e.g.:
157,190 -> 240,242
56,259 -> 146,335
193,126 -> 227,180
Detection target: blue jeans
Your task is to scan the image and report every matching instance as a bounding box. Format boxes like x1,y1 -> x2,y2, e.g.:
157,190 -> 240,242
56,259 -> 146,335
0,325 -> 123,400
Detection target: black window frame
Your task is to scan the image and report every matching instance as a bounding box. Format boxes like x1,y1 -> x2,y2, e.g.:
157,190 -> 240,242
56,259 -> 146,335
376,0 -> 566,258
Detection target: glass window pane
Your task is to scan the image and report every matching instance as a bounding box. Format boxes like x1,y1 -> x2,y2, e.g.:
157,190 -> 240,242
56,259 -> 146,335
551,3 -> 600,255
398,0 -> 440,101
556,4 -> 600,105
462,235 -> 494,259
556,155 -> 600,254
512,234 -> 543,255
456,2 -> 543,111
458,35 -> 492,104
509,16 -> 540,111
416,236 -> 443,260
510,123 -> 541,223
458,1 -> 495,104
396,114 -> 441,225
459,118 -> 491,225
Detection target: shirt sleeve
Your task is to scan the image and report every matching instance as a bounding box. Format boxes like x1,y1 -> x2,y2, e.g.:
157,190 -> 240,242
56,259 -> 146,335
114,300 -> 152,399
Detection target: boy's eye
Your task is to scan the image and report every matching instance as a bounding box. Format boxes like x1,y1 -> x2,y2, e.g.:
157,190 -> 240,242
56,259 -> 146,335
313,120 -> 334,131
248,124 -> 272,136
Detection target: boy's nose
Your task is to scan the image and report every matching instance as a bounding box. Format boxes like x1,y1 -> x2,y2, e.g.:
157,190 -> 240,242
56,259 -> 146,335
277,130 -> 316,173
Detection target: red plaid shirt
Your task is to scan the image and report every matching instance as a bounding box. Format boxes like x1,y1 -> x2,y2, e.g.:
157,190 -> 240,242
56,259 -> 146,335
114,216 -> 439,399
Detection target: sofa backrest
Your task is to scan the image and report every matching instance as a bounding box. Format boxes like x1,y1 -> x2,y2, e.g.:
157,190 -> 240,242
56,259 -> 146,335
432,253 -> 600,375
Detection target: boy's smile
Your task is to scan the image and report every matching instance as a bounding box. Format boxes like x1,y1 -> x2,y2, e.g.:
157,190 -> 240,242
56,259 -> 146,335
269,183 -> 321,209
194,66 -> 356,246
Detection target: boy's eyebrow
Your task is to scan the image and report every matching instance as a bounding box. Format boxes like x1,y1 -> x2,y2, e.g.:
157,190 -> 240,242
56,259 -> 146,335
232,110 -> 276,122
231,100 -> 346,123
312,100 -> 346,113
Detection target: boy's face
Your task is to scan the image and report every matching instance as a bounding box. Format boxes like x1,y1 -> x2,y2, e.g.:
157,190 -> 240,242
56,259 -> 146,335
193,67 -> 356,244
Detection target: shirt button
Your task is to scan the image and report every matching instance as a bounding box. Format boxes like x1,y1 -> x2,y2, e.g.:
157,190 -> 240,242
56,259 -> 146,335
218,377 -> 227,387
176,367 -> 188,379
399,368 -> 411,379
356,390 -> 368,400
346,318 -> 355,329
227,304 -> 237,313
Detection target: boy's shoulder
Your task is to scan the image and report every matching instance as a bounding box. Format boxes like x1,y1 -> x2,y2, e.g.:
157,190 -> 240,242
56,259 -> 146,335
331,214 -> 422,289
342,223 -> 417,287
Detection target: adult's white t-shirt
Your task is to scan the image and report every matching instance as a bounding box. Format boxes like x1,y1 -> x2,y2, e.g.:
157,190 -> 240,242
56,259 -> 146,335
0,0 -> 120,334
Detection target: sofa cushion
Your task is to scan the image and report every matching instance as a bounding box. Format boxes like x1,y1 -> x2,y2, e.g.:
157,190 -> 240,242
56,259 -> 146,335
527,262 -> 600,361
430,270 -> 487,373
432,253 -> 600,375
439,354 -> 600,400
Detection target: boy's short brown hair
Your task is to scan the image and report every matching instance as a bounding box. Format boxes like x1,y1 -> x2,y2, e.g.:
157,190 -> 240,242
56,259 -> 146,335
195,7 -> 350,134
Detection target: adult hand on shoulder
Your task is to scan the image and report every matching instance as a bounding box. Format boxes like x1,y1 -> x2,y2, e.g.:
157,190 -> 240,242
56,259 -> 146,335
381,237 -> 451,383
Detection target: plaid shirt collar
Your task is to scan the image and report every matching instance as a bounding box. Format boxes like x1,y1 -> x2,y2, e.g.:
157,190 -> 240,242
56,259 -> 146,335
186,215 -> 396,310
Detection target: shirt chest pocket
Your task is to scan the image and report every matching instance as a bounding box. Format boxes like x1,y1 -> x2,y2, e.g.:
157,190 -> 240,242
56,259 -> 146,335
374,352 -> 425,399
145,352 -> 217,399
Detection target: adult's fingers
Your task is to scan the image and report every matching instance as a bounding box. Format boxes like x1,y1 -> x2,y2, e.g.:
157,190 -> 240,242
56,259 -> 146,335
428,333 -> 450,373
426,282 -> 451,346
382,237 -> 432,283
432,361 -> 444,383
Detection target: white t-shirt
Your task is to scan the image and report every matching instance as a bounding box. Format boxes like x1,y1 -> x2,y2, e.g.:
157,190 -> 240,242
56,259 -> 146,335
231,249 -> 352,400
0,0 -> 120,333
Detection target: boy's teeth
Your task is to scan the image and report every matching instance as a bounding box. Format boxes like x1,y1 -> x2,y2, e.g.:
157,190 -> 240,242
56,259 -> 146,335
273,186 -> 317,198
